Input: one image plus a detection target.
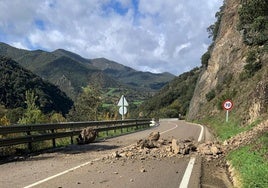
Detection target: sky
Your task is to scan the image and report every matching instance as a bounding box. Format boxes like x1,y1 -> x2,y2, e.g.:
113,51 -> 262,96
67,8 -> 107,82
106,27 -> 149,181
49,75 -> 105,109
0,0 -> 223,75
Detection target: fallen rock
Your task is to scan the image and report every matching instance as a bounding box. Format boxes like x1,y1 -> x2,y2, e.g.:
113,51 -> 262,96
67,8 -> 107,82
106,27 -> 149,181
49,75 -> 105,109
76,127 -> 97,145
171,139 -> 180,154
106,132 -> 225,163
148,131 -> 160,141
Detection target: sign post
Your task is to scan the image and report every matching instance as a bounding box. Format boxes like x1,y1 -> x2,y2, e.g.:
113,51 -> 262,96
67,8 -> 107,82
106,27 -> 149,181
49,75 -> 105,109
222,99 -> 233,122
117,95 -> 128,120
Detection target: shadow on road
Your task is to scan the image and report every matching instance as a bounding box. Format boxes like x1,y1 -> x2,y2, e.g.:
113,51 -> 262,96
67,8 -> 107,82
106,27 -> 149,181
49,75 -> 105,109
60,142 -> 120,154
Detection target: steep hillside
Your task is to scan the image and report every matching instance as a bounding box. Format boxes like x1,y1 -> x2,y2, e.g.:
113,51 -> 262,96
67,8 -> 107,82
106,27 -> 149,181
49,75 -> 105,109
137,67 -> 201,118
0,56 -> 73,115
187,0 -> 268,125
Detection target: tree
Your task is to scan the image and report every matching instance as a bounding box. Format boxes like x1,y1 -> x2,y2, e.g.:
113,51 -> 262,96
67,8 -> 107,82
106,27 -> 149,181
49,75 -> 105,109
18,90 -> 45,124
68,86 -> 101,121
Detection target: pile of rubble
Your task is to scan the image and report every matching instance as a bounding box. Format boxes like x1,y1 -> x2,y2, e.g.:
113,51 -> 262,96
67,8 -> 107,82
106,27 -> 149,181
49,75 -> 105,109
223,119 -> 268,151
106,131 -> 224,161
77,120 -> 267,161
105,120 -> 268,161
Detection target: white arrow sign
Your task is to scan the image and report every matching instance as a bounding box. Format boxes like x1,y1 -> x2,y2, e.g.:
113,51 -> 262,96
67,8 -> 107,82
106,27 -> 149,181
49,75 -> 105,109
117,95 -> 128,106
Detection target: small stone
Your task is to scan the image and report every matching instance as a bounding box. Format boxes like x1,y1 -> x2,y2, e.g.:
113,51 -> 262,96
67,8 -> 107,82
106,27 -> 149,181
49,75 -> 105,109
130,179 -> 134,182
140,168 -> 146,172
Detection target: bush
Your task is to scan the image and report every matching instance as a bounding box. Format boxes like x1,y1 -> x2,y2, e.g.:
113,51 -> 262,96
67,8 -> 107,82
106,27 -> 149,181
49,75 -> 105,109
244,49 -> 262,77
238,0 -> 268,46
201,51 -> 211,67
206,89 -> 216,101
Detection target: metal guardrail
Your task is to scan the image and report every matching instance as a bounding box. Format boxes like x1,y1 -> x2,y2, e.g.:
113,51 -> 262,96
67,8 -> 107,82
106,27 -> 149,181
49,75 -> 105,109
0,119 -> 151,150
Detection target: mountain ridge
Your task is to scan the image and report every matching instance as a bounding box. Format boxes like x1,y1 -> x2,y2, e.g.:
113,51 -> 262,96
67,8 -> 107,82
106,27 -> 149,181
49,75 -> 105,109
0,42 -> 175,98
0,56 -> 73,115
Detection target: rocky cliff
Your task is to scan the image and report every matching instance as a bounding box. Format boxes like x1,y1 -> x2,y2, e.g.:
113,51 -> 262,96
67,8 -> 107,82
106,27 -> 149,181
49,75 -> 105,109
187,0 -> 268,124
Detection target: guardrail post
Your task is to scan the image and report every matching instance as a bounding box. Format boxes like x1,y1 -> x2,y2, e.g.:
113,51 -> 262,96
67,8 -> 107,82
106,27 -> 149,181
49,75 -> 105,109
70,134 -> 74,144
106,125 -> 109,136
27,130 -> 32,151
51,129 -> 56,148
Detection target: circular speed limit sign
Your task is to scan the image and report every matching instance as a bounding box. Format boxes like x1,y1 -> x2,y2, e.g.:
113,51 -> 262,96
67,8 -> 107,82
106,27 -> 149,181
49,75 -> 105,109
222,100 -> 233,111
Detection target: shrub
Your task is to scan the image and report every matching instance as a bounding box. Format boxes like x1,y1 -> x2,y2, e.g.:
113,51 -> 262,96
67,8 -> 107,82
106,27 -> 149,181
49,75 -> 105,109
238,0 -> 268,46
201,51 -> 211,68
206,89 -> 216,101
244,49 -> 262,77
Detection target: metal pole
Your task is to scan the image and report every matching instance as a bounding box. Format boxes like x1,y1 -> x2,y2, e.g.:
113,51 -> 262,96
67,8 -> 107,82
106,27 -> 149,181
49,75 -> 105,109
226,110 -> 229,122
122,95 -> 124,120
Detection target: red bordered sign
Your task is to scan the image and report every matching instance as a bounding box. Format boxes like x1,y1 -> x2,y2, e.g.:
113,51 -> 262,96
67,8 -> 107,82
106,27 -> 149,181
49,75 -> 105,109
222,100 -> 233,111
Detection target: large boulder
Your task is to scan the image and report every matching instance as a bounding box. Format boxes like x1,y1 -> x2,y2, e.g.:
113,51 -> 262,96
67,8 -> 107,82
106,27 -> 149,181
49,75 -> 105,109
147,131 -> 160,141
76,127 -> 97,145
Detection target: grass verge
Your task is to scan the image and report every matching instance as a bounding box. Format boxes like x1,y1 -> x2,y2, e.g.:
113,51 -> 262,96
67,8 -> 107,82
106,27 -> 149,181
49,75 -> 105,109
198,115 -> 267,187
227,132 -> 268,188
199,114 -> 261,141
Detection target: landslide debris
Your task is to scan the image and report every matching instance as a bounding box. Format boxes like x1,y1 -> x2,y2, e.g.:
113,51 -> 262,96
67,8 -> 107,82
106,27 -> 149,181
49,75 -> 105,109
106,120 -> 268,162
105,131 -> 224,161
77,127 -> 97,145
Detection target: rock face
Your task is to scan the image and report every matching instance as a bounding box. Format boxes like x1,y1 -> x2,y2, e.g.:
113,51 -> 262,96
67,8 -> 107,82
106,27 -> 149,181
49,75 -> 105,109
76,127 -> 97,144
187,0 -> 268,124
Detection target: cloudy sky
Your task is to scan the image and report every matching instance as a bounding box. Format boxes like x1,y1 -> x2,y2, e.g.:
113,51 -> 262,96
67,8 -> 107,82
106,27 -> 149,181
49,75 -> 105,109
0,0 -> 223,75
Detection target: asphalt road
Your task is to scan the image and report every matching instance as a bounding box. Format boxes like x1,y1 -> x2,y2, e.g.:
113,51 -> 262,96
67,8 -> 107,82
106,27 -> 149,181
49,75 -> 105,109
0,120 -> 204,188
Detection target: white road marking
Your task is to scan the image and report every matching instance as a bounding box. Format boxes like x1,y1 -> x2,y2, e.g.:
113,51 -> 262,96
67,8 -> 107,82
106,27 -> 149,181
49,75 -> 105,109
179,122 -> 204,188
24,123 -> 178,188
160,123 -> 178,134
24,121 -> 201,188
196,123 -> 204,142
23,159 -> 100,188
179,157 -> 196,188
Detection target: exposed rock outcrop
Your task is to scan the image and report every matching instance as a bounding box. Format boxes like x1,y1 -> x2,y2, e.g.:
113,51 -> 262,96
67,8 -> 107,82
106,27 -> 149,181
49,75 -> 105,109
187,0 -> 268,124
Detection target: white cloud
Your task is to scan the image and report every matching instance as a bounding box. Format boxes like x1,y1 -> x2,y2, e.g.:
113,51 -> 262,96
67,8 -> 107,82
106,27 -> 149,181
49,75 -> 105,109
0,0 -> 223,75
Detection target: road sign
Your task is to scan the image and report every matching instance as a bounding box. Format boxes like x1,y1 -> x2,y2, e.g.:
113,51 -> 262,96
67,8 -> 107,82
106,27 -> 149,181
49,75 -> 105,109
117,95 -> 128,120
117,95 -> 128,106
222,100 -> 233,111
222,99 -> 233,122
119,106 -> 127,115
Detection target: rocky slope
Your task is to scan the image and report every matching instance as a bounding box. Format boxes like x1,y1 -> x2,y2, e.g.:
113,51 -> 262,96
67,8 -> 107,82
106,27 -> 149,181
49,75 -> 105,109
187,0 -> 268,124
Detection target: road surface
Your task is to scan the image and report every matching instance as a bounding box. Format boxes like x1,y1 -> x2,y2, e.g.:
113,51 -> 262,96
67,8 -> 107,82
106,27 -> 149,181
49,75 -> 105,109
0,120 -> 204,188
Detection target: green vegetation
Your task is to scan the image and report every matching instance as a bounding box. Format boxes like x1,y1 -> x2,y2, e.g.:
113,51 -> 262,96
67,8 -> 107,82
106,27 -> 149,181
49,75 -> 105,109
238,0 -> 268,46
96,125 -> 148,139
199,114 -> 257,141
199,111 -> 267,187
207,4 -> 225,42
18,90 -> 45,124
201,5 -> 225,68
201,50 -> 211,68
137,67 -> 201,118
205,89 -> 216,102
0,42 -> 174,101
238,0 -> 267,79
0,56 -> 73,117
242,49 -> 262,79
227,133 -> 268,188
67,86 -> 101,121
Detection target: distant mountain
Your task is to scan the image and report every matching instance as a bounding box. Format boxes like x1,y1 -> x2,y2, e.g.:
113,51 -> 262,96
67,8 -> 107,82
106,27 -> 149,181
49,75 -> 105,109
0,42 -> 175,99
0,56 -> 73,115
